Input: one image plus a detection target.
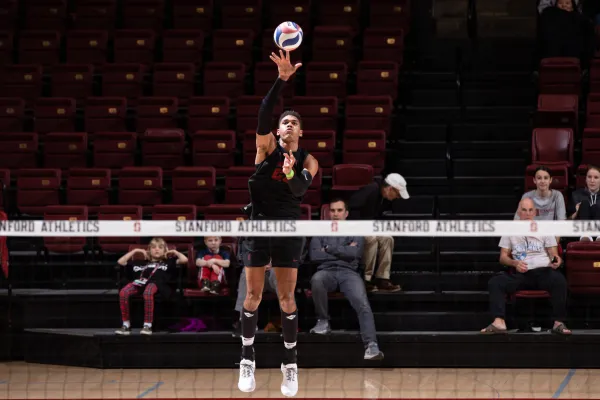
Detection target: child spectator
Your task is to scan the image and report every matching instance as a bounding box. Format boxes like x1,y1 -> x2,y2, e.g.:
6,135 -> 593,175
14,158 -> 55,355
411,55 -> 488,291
516,166 -> 566,221
196,236 -> 231,294
115,238 -> 188,335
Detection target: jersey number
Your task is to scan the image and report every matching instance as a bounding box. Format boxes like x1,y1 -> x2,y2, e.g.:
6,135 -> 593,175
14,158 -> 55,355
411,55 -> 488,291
271,165 -> 289,183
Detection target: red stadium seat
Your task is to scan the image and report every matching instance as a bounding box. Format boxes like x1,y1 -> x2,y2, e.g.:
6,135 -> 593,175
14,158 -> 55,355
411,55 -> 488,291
331,164 -> 374,193
300,204 -> 311,220
312,26 -> 355,66
531,128 -> 574,169
97,205 -> 143,253
0,65 -> 43,107
0,98 -> 25,132
582,128 -> 600,166
290,96 -> 338,131
316,0 -> 360,29
212,29 -> 255,66
203,204 -> 247,221
363,29 -> 404,65
18,31 -> 61,66
92,131 -> 136,172
66,168 -> 111,213
140,128 -> 185,172
161,30 -> 204,65
305,62 -> 348,99
356,61 -> 399,100
172,0 -> 213,31
577,164 -> 591,188
34,98 -> 77,137
300,130 -> 335,175
268,0 -> 311,33
43,132 -> 88,169
122,0 -> 165,31
152,63 -> 196,103
0,132 -> 38,169
0,1 -> 18,31
203,62 -> 246,100
135,97 -> 179,133
192,130 -> 236,173
221,0 -> 262,33
187,96 -> 230,132
72,1 -> 117,31
369,0 -> 411,30
171,167 -> 216,212
113,30 -> 156,64
242,130 -> 257,166
303,167 -> 322,209
540,57 -> 581,95
536,94 -> 578,131
50,64 -> 94,105
0,169 -> 10,210
0,31 -> 14,65
25,0 -> 68,32
224,166 -> 254,204
587,93 -> 600,128
342,130 -> 386,174
152,204 -> 197,249
85,97 -> 128,135
101,64 -> 146,102
66,30 -> 109,65
345,95 -> 393,135
254,62 -> 295,101
566,242 -> 600,294
16,168 -> 62,215
118,167 -> 163,212
43,205 -> 89,254
320,203 -> 331,220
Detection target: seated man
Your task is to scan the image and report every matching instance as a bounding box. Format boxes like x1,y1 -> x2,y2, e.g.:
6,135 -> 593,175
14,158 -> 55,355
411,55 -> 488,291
309,198 -> 384,360
481,198 -> 571,335
348,173 -> 405,292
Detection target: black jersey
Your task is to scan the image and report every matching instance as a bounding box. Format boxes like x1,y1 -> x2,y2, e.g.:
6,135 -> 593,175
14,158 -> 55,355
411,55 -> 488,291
248,141 -> 309,219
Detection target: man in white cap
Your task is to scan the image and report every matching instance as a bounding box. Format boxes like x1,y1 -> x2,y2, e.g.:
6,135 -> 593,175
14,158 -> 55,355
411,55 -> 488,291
348,173 -> 408,292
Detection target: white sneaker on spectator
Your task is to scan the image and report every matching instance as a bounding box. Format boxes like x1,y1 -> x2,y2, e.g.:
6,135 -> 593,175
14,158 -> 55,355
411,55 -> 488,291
238,359 -> 256,392
280,363 -> 298,397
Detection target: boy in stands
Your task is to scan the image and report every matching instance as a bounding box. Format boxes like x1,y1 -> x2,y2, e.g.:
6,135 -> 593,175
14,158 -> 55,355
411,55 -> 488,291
196,236 -> 231,294
115,238 -> 188,335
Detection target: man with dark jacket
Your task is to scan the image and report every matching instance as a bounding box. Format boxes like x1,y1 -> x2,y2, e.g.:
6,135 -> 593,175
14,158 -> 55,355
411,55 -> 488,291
309,198 -> 384,360
348,173 -> 406,292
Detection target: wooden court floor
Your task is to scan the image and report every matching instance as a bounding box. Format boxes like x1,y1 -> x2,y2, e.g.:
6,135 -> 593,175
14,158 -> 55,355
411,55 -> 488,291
0,362 -> 598,399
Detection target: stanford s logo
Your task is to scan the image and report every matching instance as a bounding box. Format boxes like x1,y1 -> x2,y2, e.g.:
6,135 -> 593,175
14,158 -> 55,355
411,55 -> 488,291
530,221 -> 538,233
331,221 -> 338,232
134,221 -> 141,233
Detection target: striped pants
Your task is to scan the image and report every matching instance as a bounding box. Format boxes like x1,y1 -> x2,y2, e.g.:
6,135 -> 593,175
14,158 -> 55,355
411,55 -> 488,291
119,282 -> 158,324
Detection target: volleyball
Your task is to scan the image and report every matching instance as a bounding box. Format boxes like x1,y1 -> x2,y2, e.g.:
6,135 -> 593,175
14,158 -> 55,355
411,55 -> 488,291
273,21 -> 303,51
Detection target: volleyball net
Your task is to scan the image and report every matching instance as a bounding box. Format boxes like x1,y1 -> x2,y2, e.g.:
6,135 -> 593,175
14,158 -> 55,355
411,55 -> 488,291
1,218 -> 599,237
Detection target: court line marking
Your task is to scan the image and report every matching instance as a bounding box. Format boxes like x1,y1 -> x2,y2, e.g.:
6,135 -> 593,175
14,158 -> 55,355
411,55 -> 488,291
137,381 -> 163,399
0,380 -> 7,384
553,368 -> 576,399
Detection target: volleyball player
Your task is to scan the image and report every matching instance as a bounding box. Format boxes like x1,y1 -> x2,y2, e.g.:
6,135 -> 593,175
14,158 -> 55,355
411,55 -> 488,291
238,50 -> 319,397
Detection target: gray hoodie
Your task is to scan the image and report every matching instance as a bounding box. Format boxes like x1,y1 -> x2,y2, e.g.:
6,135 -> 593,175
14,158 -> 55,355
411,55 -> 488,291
309,236 -> 364,271
514,190 -> 566,221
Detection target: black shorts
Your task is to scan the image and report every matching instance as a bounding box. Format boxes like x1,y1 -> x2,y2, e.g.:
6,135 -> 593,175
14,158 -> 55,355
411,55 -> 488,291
244,236 -> 305,268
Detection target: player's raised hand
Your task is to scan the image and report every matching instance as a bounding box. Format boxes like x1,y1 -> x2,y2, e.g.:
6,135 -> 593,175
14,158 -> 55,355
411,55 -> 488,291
282,150 -> 296,175
270,50 -> 302,81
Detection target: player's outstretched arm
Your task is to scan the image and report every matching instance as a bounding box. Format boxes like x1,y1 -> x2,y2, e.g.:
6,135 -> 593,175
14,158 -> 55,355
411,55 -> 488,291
256,50 -> 302,157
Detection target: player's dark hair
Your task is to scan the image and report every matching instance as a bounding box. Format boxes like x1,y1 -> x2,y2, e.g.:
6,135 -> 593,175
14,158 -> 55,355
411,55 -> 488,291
329,197 -> 349,211
279,110 -> 303,129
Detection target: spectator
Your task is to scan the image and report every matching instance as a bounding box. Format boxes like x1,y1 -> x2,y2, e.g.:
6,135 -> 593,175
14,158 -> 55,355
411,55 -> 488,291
538,0 -> 593,63
309,198 -> 384,360
196,236 -> 231,295
480,198 -> 571,335
516,166 -> 566,222
568,165 -> 600,240
232,239 -> 278,337
115,238 -> 188,335
348,173 -> 405,292
538,0 -> 582,14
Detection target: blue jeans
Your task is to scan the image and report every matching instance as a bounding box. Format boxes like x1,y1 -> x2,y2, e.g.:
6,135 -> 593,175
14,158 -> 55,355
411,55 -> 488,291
310,266 -> 377,344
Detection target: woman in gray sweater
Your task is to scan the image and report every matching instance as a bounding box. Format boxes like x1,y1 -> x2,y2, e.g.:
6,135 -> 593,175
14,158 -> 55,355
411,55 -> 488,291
515,166 -> 567,221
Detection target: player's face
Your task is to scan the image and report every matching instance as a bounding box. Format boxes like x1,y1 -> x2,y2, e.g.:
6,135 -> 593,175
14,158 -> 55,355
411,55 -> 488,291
277,116 -> 302,143
329,201 -> 349,221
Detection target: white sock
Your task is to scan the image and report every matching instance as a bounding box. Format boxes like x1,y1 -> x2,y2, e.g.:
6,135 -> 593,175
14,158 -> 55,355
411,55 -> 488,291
284,341 -> 296,349
242,336 -> 254,346
123,321 -> 130,328
144,323 -> 152,328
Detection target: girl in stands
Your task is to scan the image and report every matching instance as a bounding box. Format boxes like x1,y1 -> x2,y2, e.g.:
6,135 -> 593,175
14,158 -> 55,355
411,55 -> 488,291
568,165 -> 600,240
516,166 -> 567,221
115,238 -> 188,335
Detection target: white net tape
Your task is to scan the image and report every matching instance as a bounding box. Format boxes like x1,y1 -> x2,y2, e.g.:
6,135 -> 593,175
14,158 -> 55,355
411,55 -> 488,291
1,219 -> 599,237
